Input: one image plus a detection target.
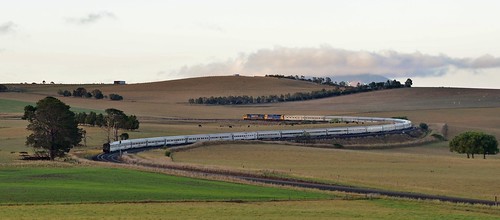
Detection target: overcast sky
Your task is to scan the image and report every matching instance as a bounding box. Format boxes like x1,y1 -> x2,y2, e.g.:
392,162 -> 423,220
1,0 -> 500,88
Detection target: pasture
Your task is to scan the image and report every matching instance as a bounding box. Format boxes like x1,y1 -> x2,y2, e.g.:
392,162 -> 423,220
172,142 -> 500,201
2,199 -> 500,220
0,166 -> 330,205
2,76 -> 500,218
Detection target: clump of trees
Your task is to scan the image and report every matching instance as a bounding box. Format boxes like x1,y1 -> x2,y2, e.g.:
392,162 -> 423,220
265,74 -> 413,89
266,74 -> 338,86
74,109 -> 139,142
189,79 -> 410,105
57,87 -> 121,101
449,131 -> 498,159
22,97 -> 83,160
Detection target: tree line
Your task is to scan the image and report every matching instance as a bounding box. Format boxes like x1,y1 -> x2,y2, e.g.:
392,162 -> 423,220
57,87 -> 123,101
265,74 -> 413,88
189,79 -> 411,105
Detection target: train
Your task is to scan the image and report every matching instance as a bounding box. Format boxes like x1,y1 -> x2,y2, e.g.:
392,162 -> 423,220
103,115 -> 413,153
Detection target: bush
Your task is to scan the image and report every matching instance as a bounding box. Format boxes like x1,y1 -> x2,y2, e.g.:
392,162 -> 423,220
419,123 -> 429,131
431,133 -> 446,141
333,143 -> 344,148
165,150 -> 171,157
119,133 -> 129,140
109,93 -> 123,101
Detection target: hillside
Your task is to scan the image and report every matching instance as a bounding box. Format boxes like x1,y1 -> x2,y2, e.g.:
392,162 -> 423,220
2,77 -> 500,138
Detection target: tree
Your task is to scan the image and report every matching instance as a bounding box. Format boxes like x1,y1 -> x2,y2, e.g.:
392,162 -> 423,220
85,111 -> 97,126
478,133 -> 499,159
0,84 -> 8,92
449,131 -> 499,159
91,89 -> 104,99
23,97 -> 83,160
104,108 -> 127,142
405,78 -> 413,87
72,87 -> 87,97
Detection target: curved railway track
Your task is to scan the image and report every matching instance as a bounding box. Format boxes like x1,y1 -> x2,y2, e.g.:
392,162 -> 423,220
92,149 -> 498,206
92,115 -> 498,206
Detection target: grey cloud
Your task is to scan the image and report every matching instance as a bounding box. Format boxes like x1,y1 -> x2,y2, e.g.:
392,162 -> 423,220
66,11 -> 116,25
173,46 -> 500,78
0,21 -> 16,35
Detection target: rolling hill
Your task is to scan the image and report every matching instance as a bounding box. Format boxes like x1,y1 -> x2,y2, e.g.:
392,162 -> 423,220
2,76 -> 500,137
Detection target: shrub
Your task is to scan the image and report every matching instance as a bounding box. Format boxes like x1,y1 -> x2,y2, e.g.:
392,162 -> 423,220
333,143 -> 344,148
431,133 -> 446,141
109,93 -> 123,101
419,123 -> 429,131
119,133 -> 129,140
165,150 -> 171,157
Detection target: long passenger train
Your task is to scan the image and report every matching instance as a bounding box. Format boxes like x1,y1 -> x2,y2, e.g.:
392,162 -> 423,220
103,115 -> 412,153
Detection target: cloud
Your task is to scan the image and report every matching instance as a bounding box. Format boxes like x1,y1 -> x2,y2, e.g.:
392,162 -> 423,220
196,22 -> 226,33
172,46 -> 500,78
65,11 -> 116,25
0,21 -> 16,35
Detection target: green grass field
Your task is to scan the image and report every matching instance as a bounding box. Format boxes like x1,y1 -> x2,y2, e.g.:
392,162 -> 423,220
0,167 -> 330,205
0,98 -> 103,114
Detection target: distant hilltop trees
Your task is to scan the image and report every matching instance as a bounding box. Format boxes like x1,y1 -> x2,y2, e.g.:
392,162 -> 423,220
189,78 -> 412,105
265,74 -> 413,88
57,87 -> 123,101
0,84 -> 8,92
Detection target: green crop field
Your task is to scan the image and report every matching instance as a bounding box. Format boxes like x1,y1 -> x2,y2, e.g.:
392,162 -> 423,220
0,167 -> 330,205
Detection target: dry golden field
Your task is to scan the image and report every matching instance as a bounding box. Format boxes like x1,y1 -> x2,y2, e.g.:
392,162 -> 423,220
172,143 -> 500,200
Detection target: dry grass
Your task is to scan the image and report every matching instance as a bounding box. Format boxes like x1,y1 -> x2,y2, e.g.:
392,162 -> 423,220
2,199 -> 500,220
173,142 -> 500,201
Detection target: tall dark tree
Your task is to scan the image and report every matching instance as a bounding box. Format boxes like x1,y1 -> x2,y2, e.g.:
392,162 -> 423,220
23,97 -> 83,160
405,78 -> 413,87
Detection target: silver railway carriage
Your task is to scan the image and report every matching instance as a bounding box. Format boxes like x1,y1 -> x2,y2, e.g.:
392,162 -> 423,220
103,116 -> 412,153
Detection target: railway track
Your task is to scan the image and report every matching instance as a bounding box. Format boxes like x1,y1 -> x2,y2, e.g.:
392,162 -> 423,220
91,115 -> 497,206
92,143 -> 498,206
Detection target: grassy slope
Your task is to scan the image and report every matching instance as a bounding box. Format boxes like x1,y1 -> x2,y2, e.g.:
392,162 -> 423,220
173,143 -> 500,200
0,167 -> 329,205
2,200 -> 500,220
0,98 -> 102,114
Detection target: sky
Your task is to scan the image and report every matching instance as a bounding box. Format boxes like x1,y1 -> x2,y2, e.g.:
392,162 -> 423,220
1,0 -> 500,88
